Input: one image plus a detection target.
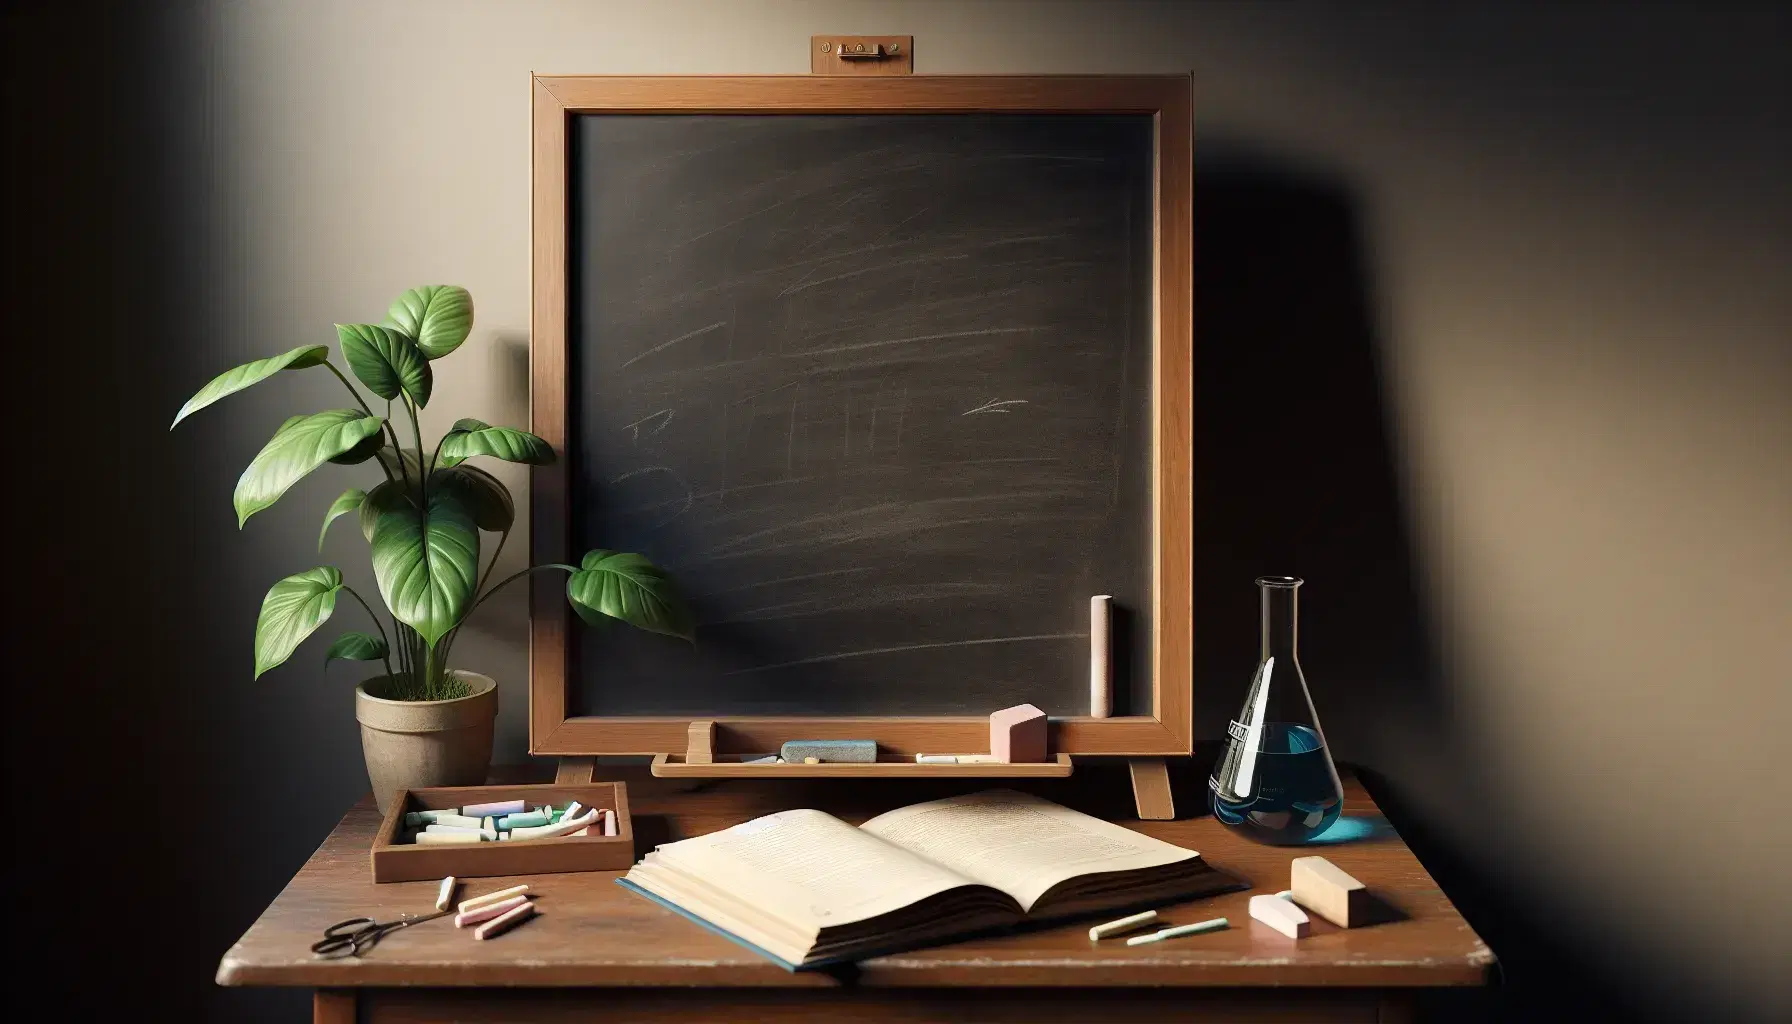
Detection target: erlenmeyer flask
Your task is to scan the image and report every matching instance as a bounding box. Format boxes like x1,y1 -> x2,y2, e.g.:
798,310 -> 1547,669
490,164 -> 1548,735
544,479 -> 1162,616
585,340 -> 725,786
1208,576 -> 1344,845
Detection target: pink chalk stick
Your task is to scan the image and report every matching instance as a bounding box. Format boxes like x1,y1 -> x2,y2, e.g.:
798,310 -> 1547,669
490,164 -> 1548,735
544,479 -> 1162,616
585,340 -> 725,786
473,900 -> 537,940
454,894 -> 529,928
460,799 -> 525,818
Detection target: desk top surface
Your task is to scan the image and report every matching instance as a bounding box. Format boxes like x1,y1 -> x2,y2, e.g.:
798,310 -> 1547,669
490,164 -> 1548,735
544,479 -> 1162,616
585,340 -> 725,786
218,764 -> 1493,990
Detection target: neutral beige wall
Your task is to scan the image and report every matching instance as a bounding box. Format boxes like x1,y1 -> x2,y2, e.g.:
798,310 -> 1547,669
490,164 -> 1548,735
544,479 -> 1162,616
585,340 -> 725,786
203,1 -> 1788,1013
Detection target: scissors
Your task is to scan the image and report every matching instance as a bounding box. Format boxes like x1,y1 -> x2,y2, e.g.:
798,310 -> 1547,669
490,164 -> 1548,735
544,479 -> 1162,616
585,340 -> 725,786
311,908 -> 452,959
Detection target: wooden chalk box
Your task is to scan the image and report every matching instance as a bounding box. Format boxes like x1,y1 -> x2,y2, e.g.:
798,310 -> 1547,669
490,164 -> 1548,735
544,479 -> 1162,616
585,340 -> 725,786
370,782 -> 633,883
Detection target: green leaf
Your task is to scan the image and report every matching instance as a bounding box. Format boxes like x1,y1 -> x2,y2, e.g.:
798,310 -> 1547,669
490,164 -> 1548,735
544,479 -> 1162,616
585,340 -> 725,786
370,487 -> 479,647
359,479 -> 410,542
318,488 -> 367,551
234,410 -> 385,527
329,431 -> 385,466
450,418 -> 491,433
386,285 -> 473,360
324,631 -> 388,666
438,464 -> 514,532
336,324 -> 432,407
170,345 -> 330,428
438,426 -> 555,466
254,567 -> 343,678
567,549 -> 694,641
433,418 -> 491,469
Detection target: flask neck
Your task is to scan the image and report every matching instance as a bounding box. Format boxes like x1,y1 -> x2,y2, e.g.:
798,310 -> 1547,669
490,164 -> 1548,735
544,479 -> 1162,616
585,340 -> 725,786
1259,582 -> 1299,661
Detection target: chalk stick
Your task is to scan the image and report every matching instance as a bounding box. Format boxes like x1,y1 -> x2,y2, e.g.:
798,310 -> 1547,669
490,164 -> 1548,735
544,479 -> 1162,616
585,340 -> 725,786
430,813 -> 483,829
1250,894 -> 1310,938
562,801 -> 583,821
1126,917 -> 1229,945
602,809 -> 618,836
454,893 -> 530,928
414,831 -> 482,845
915,754 -> 958,764
498,811 -> 551,830
1289,856 -> 1370,928
435,876 -> 457,912
459,884 -> 529,914
510,809 -> 599,840
425,823 -> 496,840
473,900 -> 536,940
742,754 -> 781,764
1088,909 -> 1157,940
780,740 -> 876,763
461,799 -> 525,818
403,808 -> 459,826
1090,595 -> 1112,718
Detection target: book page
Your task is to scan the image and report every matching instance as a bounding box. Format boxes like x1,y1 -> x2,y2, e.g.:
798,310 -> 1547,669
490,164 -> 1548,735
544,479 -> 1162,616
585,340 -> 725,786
859,789 -> 1199,910
651,808 -> 983,929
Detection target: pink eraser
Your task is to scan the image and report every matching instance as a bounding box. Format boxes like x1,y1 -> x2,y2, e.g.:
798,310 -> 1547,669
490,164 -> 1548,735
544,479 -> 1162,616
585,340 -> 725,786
990,703 -> 1048,763
454,894 -> 529,928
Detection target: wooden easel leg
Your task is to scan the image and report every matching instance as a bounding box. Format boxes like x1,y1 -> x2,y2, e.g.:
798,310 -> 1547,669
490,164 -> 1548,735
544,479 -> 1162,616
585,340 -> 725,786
1128,757 -> 1175,820
555,756 -> 595,785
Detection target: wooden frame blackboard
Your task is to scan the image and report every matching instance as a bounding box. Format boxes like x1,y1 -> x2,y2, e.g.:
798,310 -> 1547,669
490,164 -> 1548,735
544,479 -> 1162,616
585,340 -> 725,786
529,75 -> 1191,760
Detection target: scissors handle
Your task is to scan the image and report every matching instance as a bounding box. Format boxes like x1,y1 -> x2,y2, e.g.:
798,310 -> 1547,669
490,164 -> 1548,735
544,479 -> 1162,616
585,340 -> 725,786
311,917 -> 378,959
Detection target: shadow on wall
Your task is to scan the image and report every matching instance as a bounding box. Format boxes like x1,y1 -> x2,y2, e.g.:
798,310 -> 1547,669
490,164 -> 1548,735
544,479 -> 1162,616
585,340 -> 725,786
1190,139 -> 1708,1024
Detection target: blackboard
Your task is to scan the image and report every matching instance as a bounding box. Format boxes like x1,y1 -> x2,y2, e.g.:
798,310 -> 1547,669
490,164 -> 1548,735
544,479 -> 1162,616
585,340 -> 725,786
564,112 -> 1156,719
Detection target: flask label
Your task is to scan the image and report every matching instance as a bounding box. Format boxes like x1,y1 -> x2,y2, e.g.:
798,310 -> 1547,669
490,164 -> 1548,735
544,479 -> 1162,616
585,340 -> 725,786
1226,719 -> 1252,742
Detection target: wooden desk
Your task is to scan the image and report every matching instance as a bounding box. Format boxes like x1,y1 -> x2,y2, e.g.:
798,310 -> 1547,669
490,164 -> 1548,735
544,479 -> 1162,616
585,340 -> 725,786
218,764 -> 1493,1022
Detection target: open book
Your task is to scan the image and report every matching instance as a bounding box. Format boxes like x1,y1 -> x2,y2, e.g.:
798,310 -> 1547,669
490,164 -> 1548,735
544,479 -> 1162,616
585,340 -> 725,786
617,789 -> 1242,969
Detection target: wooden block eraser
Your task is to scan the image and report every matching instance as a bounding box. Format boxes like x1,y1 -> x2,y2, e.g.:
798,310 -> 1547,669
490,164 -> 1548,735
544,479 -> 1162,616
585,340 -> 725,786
989,704 -> 1048,763
1249,893 -> 1310,938
1289,855 -> 1370,928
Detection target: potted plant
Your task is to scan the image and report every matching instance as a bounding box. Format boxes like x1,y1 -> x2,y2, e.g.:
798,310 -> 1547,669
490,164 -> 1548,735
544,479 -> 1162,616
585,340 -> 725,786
172,285 -> 692,810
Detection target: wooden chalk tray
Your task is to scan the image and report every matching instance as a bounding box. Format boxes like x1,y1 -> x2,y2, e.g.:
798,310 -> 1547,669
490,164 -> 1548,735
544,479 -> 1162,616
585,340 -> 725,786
650,752 -> 1074,778
370,782 -> 633,883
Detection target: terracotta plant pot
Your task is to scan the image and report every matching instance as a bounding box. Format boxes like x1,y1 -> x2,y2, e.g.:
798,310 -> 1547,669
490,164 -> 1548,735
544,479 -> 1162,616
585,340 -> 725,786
355,671 -> 497,814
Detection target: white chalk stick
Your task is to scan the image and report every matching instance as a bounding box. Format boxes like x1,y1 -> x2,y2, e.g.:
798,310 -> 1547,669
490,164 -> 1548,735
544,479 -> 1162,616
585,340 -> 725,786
435,876 -> 457,912
602,809 -> 618,836
459,884 -> 530,914
473,900 -> 536,940
562,801 -> 583,821
430,813 -> 483,829
915,754 -> 959,764
1125,917 -> 1229,945
460,799 -> 525,818
1088,909 -> 1158,940
454,893 -> 530,928
424,823 -> 496,840
1250,894 -> 1311,938
1090,595 -> 1112,718
414,831 -> 482,845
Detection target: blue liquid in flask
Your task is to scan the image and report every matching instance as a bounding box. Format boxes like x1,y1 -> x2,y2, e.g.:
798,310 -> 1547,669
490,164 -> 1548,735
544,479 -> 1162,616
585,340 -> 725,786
1209,723 -> 1343,845
1208,577 -> 1345,845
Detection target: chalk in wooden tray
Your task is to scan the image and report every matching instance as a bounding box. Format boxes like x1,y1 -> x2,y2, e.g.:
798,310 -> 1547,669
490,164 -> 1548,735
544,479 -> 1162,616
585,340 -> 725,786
780,739 -> 876,763
602,809 -> 618,836
1088,909 -> 1158,940
454,893 -> 530,928
562,801 -> 583,820
742,754 -> 781,764
461,799 -> 525,818
459,884 -> 529,913
425,823 -> 496,841
510,809 -> 599,840
473,900 -> 536,940
1289,856 -> 1371,928
498,810 -> 550,830
1250,894 -> 1311,938
915,754 -> 958,764
1125,917 -> 1229,945
414,831 -> 482,845
435,876 -> 458,912
428,813 -> 484,829
403,808 -> 458,826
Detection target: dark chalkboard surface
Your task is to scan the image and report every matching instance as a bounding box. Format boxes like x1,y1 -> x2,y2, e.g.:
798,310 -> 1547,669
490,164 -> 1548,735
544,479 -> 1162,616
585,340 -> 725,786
567,113 -> 1155,717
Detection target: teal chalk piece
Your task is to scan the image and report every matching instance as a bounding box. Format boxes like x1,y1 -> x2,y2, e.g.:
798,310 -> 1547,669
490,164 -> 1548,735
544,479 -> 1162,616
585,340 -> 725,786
499,811 -> 551,830
779,739 -> 877,763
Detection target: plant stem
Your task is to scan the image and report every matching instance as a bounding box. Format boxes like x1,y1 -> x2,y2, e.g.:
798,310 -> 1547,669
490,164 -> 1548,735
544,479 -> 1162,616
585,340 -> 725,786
405,397 -> 428,503
464,563 -> 578,621
339,584 -> 395,680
